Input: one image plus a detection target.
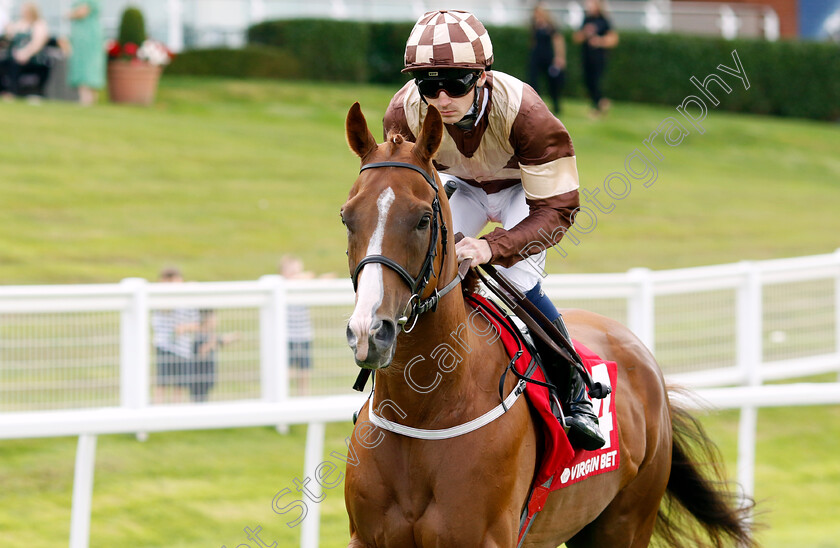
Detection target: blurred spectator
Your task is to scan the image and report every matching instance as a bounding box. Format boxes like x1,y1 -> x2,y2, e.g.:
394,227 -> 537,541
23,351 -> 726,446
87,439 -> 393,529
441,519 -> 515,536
280,254 -> 316,395
151,267 -> 199,403
190,309 -> 239,403
528,2 -> 566,114
0,1 -> 49,100
67,0 -> 104,106
573,0 -> 619,118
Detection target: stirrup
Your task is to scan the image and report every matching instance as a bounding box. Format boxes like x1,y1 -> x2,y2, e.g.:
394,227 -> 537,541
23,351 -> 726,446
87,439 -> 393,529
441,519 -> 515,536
550,392 -> 567,430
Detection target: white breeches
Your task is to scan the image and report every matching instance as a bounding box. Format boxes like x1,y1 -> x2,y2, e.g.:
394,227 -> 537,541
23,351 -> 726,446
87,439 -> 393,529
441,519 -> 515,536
444,174 -> 545,293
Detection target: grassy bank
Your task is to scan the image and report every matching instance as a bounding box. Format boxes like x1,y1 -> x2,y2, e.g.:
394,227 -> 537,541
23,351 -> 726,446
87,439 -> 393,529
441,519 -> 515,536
0,76 -> 838,284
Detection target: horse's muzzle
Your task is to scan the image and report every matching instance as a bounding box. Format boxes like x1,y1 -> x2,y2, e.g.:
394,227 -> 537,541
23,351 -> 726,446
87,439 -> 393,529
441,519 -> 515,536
346,317 -> 397,369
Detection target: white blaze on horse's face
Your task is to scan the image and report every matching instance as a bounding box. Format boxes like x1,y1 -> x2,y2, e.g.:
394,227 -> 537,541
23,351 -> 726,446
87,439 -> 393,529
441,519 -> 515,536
347,187 -> 398,367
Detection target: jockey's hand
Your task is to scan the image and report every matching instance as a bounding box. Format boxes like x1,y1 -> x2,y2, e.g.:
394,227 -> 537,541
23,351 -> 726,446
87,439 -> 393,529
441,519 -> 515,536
455,237 -> 492,267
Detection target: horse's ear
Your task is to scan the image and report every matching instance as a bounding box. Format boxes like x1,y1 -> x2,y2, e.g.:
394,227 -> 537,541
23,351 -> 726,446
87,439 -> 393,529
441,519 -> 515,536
414,105 -> 443,164
346,102 -> 378,159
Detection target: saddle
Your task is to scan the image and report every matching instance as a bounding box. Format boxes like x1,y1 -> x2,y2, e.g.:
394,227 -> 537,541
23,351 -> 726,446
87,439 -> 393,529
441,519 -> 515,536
474,263 -> 611,401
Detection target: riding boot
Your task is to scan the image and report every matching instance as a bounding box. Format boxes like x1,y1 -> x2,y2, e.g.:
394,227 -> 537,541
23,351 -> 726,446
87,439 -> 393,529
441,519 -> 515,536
549,316 -> 606,451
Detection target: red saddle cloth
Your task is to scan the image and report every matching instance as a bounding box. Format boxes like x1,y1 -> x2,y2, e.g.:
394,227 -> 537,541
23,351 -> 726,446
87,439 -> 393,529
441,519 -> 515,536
466,294 -> 620,504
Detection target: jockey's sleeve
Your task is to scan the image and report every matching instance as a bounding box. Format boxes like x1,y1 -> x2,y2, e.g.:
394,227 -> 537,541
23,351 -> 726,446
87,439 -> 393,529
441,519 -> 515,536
482,94 -> 581,268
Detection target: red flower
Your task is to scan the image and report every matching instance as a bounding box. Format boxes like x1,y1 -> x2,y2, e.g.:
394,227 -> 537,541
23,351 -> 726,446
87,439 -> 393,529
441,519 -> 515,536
107,41 -> 121,58
123,42 -> 139,57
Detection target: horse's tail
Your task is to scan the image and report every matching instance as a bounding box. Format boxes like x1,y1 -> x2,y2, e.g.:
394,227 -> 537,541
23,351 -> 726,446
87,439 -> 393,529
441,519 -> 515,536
657,391 -> 756,547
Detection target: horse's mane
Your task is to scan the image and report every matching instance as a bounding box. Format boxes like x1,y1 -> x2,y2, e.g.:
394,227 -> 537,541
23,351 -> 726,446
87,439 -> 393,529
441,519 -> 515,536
461,269 -> 481,295
385,130 -> 406,154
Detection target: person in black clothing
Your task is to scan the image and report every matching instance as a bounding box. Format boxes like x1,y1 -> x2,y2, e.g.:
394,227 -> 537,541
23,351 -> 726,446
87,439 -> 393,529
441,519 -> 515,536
528,3 -> 566,115
0,1 -> 49,99
190,309 -> 238,402
573,0 -> 619,117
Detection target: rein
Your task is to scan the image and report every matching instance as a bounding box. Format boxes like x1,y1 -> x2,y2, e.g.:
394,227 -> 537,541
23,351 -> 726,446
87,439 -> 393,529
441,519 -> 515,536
350,161 -> 464,392
351,161 -> 458,331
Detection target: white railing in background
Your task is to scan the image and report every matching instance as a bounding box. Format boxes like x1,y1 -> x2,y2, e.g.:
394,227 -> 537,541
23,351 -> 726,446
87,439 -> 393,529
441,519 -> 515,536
18,0 -> 779,52
1,249 -> 839,548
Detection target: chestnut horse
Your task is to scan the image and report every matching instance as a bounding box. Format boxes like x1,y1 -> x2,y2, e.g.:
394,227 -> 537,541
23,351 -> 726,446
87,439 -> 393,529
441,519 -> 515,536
341,102 -> 753,548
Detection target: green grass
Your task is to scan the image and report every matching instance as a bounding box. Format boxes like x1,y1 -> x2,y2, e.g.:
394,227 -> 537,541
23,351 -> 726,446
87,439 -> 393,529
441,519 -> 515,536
0,425 -> 357,548
1,408 -> 839,548
0,76 -> 838,284
702,403 -> 840,548
0,76 -> 839,547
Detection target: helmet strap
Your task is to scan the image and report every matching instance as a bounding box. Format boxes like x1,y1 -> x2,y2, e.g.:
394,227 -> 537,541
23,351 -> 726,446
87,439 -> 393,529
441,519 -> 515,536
454,85 -> 483,130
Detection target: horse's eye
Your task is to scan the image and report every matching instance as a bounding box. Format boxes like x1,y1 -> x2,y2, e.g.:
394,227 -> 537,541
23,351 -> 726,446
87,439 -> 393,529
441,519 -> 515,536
416,214 -> 431,230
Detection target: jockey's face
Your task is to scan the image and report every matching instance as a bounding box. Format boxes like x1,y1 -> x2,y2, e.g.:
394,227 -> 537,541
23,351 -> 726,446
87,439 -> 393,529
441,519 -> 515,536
421,72 -> 487,125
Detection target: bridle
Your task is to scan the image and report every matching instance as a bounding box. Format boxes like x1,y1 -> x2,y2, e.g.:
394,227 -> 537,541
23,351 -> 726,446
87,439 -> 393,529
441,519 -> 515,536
349,161 -> 461,332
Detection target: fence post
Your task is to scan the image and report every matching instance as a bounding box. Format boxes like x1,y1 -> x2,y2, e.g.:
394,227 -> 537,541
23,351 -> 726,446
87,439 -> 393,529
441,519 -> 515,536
490,1 -> 508,24
735,262 -> 762,387
627,267 -> 655,351
166,0 -> 184,52
120,278 -> 149,411
735,261 -> 762,512
301,422 -> 326,548
260,275 -> 289,430
763,7 -> 780,41
249,0 -> 266,24
835,249 -> 840,382
566,2 -> 585,29
330,0 -> 348,19
643,3 -> 669,34
719,4 -> 740,39
69,434 -> 98,548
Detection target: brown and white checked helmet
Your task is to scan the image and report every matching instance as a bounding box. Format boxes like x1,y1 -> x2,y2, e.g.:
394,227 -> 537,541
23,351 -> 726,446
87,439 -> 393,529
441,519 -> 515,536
403,10 -> 494,73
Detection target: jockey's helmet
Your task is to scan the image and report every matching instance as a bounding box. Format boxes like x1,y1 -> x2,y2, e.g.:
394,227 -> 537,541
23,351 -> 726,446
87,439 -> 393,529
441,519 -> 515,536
402,10 -> 494,74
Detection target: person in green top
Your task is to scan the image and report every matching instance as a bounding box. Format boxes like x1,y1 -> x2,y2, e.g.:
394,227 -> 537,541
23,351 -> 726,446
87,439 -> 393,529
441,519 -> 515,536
67,0 -> 103,106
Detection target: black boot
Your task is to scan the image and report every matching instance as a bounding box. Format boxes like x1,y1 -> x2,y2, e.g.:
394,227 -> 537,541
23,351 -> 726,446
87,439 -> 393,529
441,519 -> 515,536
549,316 -> 605,451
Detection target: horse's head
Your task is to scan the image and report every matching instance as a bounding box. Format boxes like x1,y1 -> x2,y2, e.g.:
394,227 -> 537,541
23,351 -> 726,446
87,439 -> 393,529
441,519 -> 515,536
341,102 -> 449,369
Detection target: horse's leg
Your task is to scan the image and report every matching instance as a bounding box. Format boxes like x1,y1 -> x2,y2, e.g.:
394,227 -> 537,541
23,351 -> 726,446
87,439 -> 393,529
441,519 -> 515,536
565,447 -> 670,548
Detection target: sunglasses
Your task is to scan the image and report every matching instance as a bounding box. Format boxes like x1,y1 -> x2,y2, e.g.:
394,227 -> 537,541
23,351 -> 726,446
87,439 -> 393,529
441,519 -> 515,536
415,71 -> 481,99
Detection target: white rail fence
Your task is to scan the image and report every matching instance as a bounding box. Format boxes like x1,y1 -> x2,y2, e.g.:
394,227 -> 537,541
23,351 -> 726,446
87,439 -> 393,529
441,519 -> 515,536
1,249 -> 839,547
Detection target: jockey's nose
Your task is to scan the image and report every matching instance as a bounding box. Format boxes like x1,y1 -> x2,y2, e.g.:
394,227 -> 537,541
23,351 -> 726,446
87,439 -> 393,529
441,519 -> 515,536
370,318 -> 397,351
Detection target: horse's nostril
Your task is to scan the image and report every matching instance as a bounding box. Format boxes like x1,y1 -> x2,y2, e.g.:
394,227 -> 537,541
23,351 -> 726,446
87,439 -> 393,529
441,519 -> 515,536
372,319 -> 396,349
346,325 -> 358,347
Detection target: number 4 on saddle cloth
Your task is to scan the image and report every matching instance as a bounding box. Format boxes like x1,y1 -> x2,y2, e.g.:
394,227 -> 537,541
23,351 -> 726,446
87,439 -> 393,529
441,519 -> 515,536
465,292 -> 620,542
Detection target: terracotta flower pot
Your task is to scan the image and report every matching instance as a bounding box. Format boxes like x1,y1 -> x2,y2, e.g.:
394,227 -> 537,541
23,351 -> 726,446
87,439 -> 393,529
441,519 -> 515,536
107,61 -> 162,106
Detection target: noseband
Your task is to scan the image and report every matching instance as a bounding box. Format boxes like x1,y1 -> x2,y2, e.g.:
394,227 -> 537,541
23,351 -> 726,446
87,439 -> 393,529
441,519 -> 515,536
350,161 -> 461,332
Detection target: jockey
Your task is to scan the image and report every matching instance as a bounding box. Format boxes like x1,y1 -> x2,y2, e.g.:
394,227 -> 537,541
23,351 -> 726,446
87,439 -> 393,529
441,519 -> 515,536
384,10 -> 605,451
